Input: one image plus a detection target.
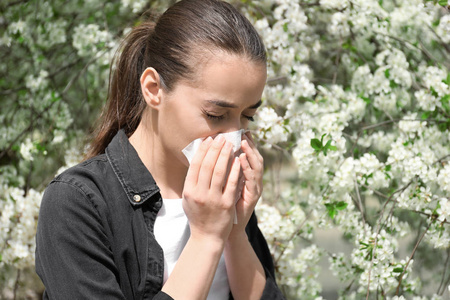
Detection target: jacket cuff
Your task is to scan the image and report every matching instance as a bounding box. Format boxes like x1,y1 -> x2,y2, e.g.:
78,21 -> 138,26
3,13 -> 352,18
260,266 -> 286,299
153,291 -> 174,300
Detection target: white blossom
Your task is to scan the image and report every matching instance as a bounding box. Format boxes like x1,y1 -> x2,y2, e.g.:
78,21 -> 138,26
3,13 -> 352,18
437,164 -> 450,193
72,24 -> 112,57
437,198 -> 450,222
19,138 -> 36,161
436,14 -> 450,43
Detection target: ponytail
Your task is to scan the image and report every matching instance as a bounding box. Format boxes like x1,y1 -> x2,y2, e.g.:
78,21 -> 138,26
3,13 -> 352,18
86,21 -> 155,159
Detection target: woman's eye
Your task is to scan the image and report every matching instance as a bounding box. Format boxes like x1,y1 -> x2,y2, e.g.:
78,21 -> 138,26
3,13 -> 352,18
243,115 -> 255,122
203,110 -> 255,122
206,113 -> 225,121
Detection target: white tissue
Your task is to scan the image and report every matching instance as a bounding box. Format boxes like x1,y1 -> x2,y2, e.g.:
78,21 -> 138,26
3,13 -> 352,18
182,129 -> 245,164
182,129 -> 246,224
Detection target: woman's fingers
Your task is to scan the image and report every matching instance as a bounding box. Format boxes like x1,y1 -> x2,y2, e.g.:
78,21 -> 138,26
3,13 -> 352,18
211,141 -> 233,190
197,135 -> 226,188
241,137 -> 263,172
223,157 -> 241,198
185,137 -> 213,186
239,153 -> 256,192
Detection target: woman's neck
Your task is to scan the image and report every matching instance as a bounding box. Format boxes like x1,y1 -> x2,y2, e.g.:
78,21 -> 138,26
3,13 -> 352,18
129,123 -> 188,199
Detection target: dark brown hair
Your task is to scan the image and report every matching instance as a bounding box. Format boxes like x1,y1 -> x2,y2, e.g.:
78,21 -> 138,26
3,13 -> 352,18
86,0 -> 266,158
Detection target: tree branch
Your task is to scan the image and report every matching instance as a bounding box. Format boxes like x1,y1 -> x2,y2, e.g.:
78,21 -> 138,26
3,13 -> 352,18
395,221 -> 432,295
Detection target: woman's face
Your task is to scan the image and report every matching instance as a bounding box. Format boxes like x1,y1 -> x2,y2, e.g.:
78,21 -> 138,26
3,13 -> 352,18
156,53 -> 267,166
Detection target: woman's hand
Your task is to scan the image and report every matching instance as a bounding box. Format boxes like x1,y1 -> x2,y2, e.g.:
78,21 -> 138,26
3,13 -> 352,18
182,135 -> 242,244
231,131 -> 264,235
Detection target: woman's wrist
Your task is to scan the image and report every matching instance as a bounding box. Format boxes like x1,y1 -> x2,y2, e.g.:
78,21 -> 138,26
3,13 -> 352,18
190,232 -> 227,253
226,229 -> 248,248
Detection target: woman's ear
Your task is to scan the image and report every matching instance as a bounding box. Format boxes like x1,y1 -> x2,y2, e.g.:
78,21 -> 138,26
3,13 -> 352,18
140,67 -> 163,109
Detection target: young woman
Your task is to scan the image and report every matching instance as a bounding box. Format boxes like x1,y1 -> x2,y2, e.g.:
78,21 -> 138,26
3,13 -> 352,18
35,0 -> 284,299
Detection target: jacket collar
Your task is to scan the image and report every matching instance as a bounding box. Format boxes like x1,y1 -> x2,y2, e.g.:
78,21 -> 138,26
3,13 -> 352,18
105,129 -> 160,206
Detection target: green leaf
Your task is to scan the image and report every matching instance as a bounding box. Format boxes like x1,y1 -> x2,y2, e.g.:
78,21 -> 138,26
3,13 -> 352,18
336,201 -> 348,210
441,94 -> 450,112
442,73 -> 450,85
325,203 -> 340,218
421,111 -> 431,120
34,142 -> 46,152
438,121 -> 449,132
393,267 -> 404,273
359,95 -> 371,104
384,68 -> 390,79
430,86 -> 439,98
432,18 -> 440,27
342,41 -> 351,50
328,145 -> 337,151
328,207 -> 337,219
438,0 -> 447,6
311,138 -> 322,151
51,91 -> 60,103
283,23 -> 288,32
385,165 -> 391,172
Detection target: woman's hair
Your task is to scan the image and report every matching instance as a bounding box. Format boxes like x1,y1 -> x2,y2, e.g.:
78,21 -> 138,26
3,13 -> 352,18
86,0 -> 266,158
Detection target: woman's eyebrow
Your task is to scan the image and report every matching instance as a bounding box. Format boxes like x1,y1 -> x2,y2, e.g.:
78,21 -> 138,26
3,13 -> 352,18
206,99 -> 262,109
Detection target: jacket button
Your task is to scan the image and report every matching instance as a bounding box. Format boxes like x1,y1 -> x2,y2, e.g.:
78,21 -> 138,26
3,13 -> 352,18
133,195 -> 141,202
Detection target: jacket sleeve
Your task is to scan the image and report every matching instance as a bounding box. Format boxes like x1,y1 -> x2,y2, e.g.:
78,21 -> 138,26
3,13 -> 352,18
35,181 -> 174,300
245,211 -> 286,300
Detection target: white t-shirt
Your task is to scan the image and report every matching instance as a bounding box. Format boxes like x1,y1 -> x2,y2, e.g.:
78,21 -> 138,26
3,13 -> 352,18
154,198 -> 230,300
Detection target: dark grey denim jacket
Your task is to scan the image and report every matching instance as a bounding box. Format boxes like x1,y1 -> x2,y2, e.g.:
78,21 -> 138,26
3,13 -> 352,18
36,130 -> 284,299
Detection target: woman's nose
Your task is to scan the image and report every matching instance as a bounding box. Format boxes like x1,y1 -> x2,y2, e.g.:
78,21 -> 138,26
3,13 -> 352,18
221,118 -> 243,134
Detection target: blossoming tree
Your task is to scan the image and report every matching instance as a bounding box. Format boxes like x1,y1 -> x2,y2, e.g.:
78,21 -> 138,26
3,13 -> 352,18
1,0 -> 449,299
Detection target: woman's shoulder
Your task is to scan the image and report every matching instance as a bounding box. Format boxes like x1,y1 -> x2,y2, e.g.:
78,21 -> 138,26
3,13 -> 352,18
43,153 -> 117,208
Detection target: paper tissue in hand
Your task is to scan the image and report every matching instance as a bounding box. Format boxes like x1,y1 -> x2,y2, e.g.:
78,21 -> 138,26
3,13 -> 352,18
182,129 -> 246,224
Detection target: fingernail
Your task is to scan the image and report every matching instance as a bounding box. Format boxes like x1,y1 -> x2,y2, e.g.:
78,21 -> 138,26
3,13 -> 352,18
216,135 -> 224,142
205,136 -> 213,143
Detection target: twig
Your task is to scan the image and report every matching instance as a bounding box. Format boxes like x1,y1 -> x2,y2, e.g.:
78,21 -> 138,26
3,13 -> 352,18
361,184 -> 389,200
432,154 -> 450,166
0,53 -> 100,160
374,31 -> 450,69
13,269 -> 20,300
0,103 -> 53,160
274,211 -> 313,265
395,221 -> 432,295
426,24 -> 450,54
437,248 -> 450,295
440,273 -> 450,296
258,137 -> 292,157
266,75 -> 288,85
366,180 -> 414,299
354,178 -> 366,234
332,38 -> 342,85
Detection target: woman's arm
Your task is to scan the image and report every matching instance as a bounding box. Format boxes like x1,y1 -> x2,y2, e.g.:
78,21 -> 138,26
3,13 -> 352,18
224,133 -> 285,300
36,181 -> 173,300
162,135 -> 242,299
225,230 -> 266,300
35,181 -> 127,299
